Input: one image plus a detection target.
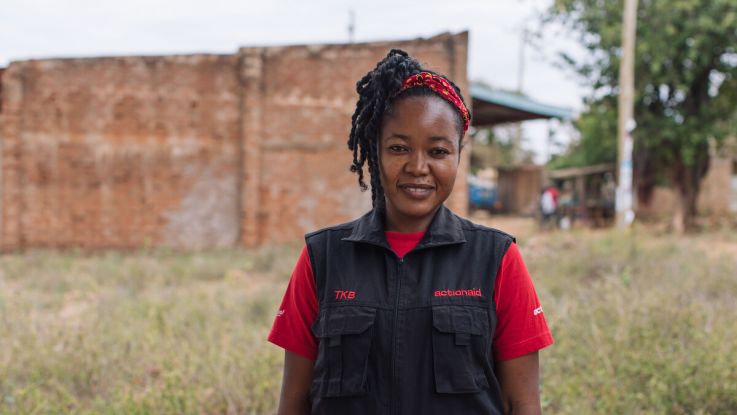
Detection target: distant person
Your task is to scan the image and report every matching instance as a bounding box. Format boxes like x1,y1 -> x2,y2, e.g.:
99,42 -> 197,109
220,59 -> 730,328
268,50 -> 553,415
540,184 -> 559,229
601,172 -> 616,220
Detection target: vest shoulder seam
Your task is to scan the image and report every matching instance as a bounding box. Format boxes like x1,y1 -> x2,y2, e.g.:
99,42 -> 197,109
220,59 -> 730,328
305,218 -> 359,239
454,215 -> 516,241
463,225 -> 515,239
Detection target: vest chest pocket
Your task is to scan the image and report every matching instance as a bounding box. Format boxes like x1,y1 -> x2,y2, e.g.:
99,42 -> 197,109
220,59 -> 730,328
311,306 -> 377,397
431,305 -> 490,393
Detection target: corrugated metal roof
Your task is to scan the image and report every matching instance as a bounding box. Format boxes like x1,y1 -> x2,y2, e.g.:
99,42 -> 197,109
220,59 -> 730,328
470,83 -> 574,126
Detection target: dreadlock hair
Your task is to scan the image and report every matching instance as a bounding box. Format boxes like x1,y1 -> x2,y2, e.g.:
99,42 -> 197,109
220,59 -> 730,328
347,49 -> 470,209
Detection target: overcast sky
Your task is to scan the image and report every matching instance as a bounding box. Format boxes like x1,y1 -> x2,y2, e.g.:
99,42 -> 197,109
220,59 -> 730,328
1,0 -> 589,162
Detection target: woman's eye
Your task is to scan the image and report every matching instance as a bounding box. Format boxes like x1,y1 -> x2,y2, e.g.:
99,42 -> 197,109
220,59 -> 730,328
388,145 -> 407,153
430,148 -> 450,157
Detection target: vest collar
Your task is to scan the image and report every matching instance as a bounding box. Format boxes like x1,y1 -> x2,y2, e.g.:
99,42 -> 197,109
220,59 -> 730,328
342,205 -> 466,250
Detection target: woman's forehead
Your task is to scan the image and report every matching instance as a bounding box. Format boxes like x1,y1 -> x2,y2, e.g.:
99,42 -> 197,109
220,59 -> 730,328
383,96 -> 460,134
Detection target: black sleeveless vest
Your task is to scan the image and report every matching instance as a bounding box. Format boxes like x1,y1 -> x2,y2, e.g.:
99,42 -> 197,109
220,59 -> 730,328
306,205 -> 515,415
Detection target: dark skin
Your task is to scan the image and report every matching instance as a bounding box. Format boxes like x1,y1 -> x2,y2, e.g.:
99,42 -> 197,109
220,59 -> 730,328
378,96 -> 460,232
497,352 -> 543,415
277,351 -> 313,415
276,95 -> 544,415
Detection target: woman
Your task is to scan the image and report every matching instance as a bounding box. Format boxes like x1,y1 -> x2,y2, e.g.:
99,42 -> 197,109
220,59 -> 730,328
268,49 -> 553,415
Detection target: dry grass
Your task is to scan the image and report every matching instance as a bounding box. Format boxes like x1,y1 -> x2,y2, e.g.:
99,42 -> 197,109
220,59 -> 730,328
1,221 -> 736,414
522,225 -> 737,414
0,245 -> 301,415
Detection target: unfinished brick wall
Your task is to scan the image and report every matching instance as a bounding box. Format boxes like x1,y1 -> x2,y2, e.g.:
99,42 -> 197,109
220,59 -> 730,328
636,156 -> 736,218
1,55 -> 242,250
697,157 -> 734,216
0,32 -> 469,251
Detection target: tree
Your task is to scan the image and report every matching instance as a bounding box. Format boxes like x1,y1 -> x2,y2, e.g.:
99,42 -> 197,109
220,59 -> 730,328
470,126 -> 536,171
548,96 -> 618,170
546,0 -> 737,231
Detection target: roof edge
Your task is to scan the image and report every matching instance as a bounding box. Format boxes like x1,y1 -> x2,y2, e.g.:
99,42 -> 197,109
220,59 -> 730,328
471,83 -> 574,121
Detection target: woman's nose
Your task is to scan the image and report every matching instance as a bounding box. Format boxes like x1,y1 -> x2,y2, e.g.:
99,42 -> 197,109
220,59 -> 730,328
405,151 -> 429,176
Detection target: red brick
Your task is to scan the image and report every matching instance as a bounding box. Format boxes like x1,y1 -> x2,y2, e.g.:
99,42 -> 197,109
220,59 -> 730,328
0,32 -> 469,251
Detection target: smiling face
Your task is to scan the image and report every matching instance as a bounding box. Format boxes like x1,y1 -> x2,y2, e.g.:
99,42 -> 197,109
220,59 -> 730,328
379,94 -> 462,232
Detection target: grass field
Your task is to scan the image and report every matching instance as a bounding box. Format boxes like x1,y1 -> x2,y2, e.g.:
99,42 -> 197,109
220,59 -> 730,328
1,221 -> 736,414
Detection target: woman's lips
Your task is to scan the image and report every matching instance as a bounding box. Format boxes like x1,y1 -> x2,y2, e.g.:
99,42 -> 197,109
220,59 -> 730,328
398,184 -> 434,199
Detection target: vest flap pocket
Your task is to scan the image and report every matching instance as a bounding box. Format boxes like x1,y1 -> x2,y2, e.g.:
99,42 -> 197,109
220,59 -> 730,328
432,305 -> 486,336
312,306 -> 377,338
311,306 -> 377,398
431,305 -> 489,394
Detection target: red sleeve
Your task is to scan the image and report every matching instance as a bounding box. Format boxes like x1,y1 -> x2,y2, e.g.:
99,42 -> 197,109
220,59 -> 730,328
267,246 -> 318,360
492,242 -> 554,361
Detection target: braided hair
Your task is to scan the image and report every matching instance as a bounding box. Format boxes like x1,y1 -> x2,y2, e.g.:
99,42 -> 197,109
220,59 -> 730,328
347,49 -> 470,209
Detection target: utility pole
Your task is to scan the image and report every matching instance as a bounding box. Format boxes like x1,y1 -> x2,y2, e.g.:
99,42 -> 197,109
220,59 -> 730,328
514,27 -> 528,164
616,0 -> 638,228
517,27 -> 527,94
348,9 -> 355,43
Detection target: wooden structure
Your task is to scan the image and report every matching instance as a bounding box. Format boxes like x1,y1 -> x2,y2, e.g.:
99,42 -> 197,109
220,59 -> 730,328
547,163 -> 617,226
496,165 -> 544,216
470,84 -> 574,216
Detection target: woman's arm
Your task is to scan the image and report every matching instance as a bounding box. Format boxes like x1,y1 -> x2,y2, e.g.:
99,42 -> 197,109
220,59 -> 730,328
496,351 -> 542,415
276,350 -> 314,415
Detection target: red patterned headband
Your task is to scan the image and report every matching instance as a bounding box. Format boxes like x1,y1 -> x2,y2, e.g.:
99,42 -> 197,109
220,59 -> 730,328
396,72 -> 470,133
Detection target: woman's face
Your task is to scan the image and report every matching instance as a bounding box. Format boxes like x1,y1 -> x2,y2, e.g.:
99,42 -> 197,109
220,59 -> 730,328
379,95 -> 462,232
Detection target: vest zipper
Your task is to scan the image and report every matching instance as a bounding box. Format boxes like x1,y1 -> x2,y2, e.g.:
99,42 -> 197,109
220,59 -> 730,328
391,256 -> 404,415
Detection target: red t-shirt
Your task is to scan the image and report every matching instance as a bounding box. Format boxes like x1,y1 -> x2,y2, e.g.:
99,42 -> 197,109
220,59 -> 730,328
268,232 -> 553,361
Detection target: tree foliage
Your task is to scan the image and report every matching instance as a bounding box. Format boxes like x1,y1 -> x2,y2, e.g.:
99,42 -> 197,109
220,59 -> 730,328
546,0 -> 737,229
549,96 -> 618,169
470,127 -> 536,171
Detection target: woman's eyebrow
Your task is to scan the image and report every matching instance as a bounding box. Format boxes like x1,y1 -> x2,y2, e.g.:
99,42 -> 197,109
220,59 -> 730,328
429,136 -> 454,145
386,133 -> 410,140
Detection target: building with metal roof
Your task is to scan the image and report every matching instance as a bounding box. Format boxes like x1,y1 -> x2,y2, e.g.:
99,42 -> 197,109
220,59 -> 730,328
470,83 -> 574,127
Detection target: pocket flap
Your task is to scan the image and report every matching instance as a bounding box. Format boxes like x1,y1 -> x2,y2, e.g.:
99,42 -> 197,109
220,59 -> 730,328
312,306 -> 377,338
432,305 -> 486,335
